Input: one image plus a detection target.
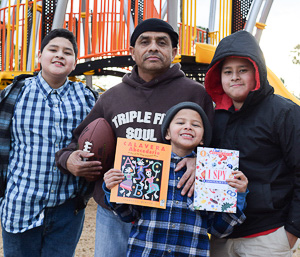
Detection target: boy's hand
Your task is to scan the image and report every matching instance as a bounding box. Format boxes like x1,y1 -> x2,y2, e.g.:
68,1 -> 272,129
226,170 -> 248,193
66,150 -> 102,181
286,230 -> 298,248
104,169 -> 125,190
175,157 -> 196,197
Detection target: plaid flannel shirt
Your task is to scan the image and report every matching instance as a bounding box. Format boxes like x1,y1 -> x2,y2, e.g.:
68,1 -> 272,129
0,73 -> 96,233
104,152 -> 247,257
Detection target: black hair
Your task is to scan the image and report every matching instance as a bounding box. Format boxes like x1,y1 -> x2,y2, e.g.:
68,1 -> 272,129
40,28 -> 78,59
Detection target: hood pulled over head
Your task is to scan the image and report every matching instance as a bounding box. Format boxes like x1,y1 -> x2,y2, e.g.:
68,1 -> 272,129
205,30 -> 274,110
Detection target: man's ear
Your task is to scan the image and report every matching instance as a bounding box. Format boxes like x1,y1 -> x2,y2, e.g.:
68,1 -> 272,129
199,139 -> 204,145
129,46 -> 135,61
171,47 -> 177,61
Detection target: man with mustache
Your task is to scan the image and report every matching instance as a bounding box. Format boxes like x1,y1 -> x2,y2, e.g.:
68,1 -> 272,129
56,18 -> 214,257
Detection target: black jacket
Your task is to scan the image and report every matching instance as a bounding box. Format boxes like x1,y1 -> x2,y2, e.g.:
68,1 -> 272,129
205,30 -> 300,238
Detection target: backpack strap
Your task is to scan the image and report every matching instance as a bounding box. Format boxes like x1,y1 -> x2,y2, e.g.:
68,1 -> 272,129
86,85 -> 99,100
0,73 -> 35,197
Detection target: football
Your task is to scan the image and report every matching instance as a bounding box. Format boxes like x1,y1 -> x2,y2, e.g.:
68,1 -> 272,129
78,118 -> 116,180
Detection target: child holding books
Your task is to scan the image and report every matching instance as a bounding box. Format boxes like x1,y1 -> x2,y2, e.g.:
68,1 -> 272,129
103,101 -> 248,257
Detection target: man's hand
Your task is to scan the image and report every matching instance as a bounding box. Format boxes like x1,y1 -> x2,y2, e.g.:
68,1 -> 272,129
66,150 -> 102,181
286,230 -> 298,249
175,157 -> 196,197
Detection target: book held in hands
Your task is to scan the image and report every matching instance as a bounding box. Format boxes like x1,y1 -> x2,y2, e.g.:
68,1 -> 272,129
110,138 -> 172,209
194,147 -> 239,213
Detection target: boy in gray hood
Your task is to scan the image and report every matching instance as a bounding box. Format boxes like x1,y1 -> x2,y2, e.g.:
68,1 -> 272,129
205,30 -> 300,256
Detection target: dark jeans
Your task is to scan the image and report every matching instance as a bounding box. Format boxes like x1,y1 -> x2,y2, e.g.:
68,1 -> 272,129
2,197 -> 85,257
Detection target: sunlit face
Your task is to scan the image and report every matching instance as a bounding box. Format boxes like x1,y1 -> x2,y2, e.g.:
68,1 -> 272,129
38,37 -> 77,88
129,31 -> 177,82
165,109 -> 204,157
221,57 -> 256,109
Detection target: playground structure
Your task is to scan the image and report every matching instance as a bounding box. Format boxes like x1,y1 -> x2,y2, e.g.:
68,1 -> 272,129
0,0 -> 299,105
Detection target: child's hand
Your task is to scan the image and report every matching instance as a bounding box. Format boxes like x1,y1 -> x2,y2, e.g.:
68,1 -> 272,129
103,169 -> 124,190
226,170 -> 248,193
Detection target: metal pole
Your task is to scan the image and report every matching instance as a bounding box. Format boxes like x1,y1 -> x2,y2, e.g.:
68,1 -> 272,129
208,0 -> 217,44
255,0 -> 274,42
123,0 -> 135,36
27,12 -> 41,71
52,0 -> 69,29
167,0 -> 178,33
80,0 -> 92,87
208,0 -> 217,32
161,1 -> 168,19
244,0 -> 264,34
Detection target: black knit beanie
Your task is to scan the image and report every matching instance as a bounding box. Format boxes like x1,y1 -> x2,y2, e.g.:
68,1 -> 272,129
161,102 -> 212,146
130,18 -> 179,47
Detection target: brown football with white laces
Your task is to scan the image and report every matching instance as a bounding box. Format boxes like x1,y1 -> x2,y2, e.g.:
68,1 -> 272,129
78,118 -> 116,180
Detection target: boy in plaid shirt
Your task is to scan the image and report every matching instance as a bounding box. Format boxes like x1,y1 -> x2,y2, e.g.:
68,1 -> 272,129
0,29 -> 97,256
103,102 -> 248,257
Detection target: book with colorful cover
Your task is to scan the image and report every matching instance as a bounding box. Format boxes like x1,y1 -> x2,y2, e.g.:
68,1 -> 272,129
110,138 -> 172,209
194,147 -> 239,213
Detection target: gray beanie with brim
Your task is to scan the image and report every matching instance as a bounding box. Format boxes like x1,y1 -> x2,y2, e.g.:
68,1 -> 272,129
161,102 -> 212,146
